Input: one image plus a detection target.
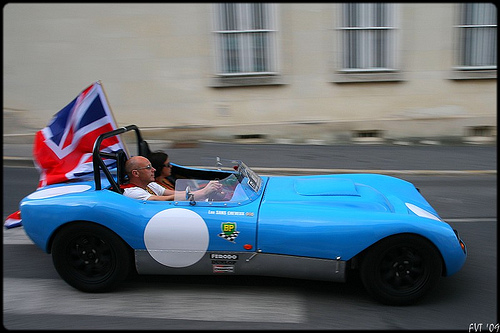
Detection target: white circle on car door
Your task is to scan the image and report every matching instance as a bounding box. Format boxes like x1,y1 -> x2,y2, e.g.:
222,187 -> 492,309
144,208 -> 209,267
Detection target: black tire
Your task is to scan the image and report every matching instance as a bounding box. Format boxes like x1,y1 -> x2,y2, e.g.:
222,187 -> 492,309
360,234 -> 442,305
51,222 -> 132,292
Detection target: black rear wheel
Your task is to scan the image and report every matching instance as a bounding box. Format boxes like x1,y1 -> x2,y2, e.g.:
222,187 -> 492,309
360,234 -> 442,305
51,222 -> 132,292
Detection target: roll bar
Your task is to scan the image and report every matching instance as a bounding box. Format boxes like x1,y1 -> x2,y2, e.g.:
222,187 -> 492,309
92,125 -> 149,192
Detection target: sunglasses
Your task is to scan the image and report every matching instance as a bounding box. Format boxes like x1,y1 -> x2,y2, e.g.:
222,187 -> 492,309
135,164 -> 153,171
163,163 -> 171,168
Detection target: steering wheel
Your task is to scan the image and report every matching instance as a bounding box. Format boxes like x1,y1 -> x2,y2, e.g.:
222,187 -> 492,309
208,182 -> 235,202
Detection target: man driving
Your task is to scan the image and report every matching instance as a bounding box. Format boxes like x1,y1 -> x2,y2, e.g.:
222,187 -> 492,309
121,156 -> 222,201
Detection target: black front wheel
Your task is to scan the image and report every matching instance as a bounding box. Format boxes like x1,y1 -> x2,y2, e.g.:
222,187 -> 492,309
51,222 -> 132,292
360,234 -> 442,305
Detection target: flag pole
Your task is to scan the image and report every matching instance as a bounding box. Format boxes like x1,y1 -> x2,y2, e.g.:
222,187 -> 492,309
97,80 -> 131,158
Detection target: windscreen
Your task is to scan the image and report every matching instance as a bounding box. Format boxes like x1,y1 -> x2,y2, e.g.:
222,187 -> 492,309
171,159 -> 263,204
174,174 -> 250,203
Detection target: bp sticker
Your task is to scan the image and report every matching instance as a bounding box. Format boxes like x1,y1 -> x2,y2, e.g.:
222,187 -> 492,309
218,222 -> 240,243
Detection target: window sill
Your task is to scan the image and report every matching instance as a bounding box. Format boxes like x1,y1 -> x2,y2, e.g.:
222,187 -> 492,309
209,75 -> 287,88
330,71 -> 405,83
448,69 -> 497,80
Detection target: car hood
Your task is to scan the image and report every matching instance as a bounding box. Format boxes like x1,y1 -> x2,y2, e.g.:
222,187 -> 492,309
263,174 -> 440,217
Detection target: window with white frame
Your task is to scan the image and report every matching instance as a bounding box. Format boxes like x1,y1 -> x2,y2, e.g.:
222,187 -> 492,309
213,3 -> 278,76
455,3 -> 497,70
338,3 -> 398,72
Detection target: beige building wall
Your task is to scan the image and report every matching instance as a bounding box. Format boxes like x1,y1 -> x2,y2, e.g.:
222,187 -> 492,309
3,3 -> 497,143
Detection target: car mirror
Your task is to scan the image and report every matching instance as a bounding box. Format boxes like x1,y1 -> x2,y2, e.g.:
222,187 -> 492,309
185,186 -> 196,206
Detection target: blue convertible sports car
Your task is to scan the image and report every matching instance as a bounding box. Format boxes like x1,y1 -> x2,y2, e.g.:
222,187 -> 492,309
20,125 -> 466,305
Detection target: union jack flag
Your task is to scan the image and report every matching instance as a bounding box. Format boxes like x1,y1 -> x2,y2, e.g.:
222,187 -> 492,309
5,82 -> 126,229
33,81 -> 126,187
4,211 -> 22,229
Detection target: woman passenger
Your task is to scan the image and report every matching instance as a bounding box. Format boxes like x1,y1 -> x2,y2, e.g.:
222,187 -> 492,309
148,151 -> 175,191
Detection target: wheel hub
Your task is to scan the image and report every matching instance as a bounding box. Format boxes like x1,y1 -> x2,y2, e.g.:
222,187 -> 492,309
394,260 -> 411,277
381,247 -> 425,290
68,235 -> 112,279
79,247 -> 99,264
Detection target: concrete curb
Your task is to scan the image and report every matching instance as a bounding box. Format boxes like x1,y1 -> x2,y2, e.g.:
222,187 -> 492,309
3,157 -> 36,168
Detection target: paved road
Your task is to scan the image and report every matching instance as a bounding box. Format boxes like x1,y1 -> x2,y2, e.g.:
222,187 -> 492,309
3,143 -> 497,330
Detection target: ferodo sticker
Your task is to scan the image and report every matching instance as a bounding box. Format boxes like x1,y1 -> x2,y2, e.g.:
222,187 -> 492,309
210,253 -> 239,265
218,222 -> 239,243
210,254 -> 239,260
